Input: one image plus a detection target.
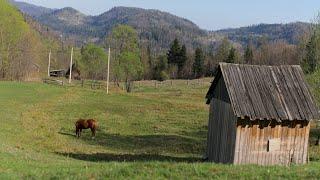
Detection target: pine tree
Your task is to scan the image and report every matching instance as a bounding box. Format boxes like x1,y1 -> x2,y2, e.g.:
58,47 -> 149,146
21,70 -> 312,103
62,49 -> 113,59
193,47 -> 205,78
244,44 -> 254,64
226,47 -> 236,63
167,38 -> 181,65
178,45 -> 187,77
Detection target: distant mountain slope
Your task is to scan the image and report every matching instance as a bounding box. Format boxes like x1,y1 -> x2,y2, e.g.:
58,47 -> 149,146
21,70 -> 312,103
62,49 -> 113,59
10,0 -> 311,50
215,22 -> 311,45
10,1 -> 211,49
9,0 -> 54,17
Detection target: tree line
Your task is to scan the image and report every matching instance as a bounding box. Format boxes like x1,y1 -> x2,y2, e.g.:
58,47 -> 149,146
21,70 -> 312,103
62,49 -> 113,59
74,19 -> 320,93
3,0 -> 320,90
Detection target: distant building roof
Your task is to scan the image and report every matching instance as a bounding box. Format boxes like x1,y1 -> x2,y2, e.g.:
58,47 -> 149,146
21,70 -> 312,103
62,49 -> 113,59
206,63 -> 319,121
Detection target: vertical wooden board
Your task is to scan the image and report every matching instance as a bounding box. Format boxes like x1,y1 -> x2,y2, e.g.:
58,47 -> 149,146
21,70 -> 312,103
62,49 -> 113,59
207,101 -> 214,161
280,124 -> 289,164
245,124 -> 251,163
244,125 -> 249,164
298,123 -> 305,164
213,99 -> 221,162
257,123 -> 263,165
224,104 -> 231,163
206,103 -> 213,160
265,126 -> 271,165
220,102 -> 228,163
303,123 -> 310,163
296,124 -> 302,164
219,105 -> 226,163
212,100 -> 219,162
248,123 -> 255,164
292,121 -> 298,164
230,119 -> 237,163
255,123 -> 261,164
252,123 -> 258,164
234,123 -> 242,164
238,125 -> 245,164
301,123 -> 308,163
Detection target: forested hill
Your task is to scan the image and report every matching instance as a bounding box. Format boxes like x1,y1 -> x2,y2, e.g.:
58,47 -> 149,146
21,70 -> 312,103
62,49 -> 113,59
9,0 -> 54,17
215,22 -> 311,45
10,0 -> 210,50
0,0 -> 48,80
11,0 -> 311,49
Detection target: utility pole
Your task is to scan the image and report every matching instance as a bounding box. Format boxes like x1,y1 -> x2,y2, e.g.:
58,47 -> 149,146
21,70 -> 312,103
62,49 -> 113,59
107,46 -> 111,94
69,47 -> 73,84
47,50 -> 51,77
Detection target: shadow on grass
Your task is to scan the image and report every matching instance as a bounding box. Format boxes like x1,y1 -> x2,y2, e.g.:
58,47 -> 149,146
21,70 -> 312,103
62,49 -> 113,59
100,134 -> 202,154
58,128 -> 206,157
309,128 -> 320,147
56,152 -> 201,162
58,131 -> 75,137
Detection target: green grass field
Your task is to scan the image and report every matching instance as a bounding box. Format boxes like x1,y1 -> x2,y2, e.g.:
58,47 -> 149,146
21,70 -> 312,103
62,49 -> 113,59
1,77 -> 320,179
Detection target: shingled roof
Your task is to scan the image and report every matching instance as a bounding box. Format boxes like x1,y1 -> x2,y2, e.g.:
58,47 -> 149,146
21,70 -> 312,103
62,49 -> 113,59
206,63 -> 319,121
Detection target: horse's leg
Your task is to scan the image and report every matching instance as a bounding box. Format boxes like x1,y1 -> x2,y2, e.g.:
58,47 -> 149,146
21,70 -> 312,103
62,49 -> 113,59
79,129 -> 81,138
91,128 -> 96,139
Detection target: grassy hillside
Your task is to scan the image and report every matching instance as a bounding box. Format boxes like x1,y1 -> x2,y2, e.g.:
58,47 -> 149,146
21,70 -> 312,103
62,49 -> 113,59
1,79 -> 320,179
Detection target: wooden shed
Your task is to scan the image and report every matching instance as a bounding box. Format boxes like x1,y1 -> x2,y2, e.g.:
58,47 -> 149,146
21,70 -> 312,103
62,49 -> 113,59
205,63 -> 319,165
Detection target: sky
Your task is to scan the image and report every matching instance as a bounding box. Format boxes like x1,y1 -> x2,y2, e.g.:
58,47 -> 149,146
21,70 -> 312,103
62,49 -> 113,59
19,0 -> 320,30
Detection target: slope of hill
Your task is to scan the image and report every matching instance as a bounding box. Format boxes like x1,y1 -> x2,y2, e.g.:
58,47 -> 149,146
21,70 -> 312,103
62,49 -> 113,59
0,0 -> 47,80
10,0 -> 311,50
9,0 -> 54,17
215,22 -> 310,45
10,1 -> 211,49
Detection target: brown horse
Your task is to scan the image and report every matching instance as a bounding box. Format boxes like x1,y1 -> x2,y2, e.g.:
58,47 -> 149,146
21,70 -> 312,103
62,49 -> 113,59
75,119 -> 98,138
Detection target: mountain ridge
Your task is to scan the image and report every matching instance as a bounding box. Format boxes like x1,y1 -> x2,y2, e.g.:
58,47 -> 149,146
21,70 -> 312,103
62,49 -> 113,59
10,0 -> 311,50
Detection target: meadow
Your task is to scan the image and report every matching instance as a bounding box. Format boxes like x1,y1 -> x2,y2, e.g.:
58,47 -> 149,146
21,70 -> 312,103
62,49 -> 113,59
1,76 -> 320,179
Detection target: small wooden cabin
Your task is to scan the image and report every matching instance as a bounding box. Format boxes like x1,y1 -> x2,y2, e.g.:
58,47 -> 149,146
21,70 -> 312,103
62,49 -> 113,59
205,63 -> 319,165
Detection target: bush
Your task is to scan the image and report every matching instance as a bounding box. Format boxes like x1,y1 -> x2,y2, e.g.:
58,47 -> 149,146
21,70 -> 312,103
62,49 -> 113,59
159,71 -> 169,81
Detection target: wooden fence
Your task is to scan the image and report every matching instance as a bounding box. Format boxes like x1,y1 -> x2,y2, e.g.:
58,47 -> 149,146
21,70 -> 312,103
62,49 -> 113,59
43,78 -> 212,90
43,78 -> 64,86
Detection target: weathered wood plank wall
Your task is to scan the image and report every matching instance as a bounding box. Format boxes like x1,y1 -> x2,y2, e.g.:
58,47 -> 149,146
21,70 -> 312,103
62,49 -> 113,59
207,77 -> 237,163
233,119 -> 310,165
